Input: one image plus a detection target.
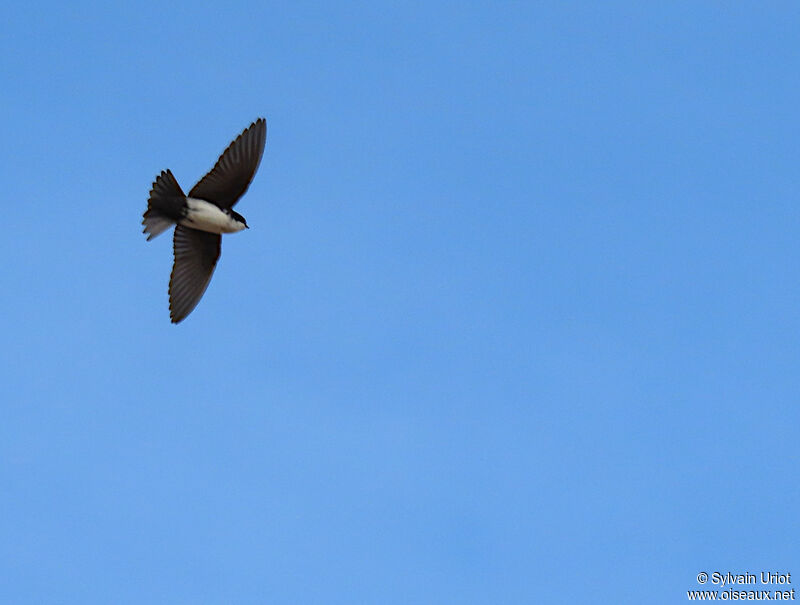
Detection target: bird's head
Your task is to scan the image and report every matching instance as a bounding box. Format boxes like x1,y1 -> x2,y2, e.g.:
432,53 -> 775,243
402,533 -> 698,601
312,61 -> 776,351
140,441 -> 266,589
229,209 -> 249,230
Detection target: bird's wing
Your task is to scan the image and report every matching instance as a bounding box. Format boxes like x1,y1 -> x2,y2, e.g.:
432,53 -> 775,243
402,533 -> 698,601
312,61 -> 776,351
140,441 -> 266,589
188,118 -> 267,209
169,225 -> 221,323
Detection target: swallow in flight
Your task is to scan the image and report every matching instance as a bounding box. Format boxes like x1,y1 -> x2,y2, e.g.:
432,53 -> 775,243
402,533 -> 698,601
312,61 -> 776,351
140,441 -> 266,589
142,118 -> 267,323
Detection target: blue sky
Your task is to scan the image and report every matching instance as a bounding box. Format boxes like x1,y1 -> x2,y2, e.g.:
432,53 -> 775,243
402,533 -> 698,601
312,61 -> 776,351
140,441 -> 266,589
2,2 -> 799,603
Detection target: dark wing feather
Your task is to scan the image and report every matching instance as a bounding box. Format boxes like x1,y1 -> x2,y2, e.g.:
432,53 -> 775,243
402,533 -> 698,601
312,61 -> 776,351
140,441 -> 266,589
169,225 -> 222,323
188,118 -> 267,209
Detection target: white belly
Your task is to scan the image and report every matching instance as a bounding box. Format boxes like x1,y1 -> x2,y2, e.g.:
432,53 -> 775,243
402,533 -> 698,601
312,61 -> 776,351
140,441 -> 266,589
180,198 -> 245,234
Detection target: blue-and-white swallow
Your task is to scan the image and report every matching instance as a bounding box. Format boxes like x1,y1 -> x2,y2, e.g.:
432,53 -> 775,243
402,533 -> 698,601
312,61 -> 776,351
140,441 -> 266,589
143,118 -> 267,323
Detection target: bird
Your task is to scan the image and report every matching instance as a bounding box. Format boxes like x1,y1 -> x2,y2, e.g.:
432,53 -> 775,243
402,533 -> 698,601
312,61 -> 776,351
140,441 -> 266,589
142,118 -> 267,323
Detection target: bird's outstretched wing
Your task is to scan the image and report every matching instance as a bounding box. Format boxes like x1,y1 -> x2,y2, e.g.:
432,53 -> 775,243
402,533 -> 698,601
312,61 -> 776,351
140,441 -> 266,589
169,225 -> 222,323
188,118 -> 267,209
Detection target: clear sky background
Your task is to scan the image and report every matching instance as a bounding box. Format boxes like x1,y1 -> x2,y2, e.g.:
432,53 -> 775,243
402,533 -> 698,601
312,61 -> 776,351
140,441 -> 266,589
2,2 -> 799,603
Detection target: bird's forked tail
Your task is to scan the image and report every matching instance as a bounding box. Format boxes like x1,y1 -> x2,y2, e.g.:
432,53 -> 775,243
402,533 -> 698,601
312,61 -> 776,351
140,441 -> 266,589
142,169 -> 186,241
